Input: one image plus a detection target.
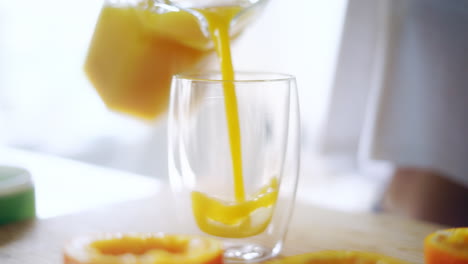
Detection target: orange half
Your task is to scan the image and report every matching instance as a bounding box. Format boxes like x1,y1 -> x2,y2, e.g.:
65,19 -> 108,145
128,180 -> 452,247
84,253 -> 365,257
260,251 -> 410,264
425,227 -> 468,264
63,233 -> 224,264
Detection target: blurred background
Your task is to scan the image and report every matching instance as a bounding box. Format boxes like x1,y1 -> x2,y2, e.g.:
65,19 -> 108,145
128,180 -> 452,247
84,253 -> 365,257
0,0 -> 391,215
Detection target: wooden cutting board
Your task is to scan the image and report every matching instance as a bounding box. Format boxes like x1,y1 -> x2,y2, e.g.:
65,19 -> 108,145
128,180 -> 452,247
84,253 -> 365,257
0,188 -> 444,264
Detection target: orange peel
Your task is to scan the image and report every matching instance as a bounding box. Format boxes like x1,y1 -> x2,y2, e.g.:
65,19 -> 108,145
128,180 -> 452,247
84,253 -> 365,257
424,227 -> 468,264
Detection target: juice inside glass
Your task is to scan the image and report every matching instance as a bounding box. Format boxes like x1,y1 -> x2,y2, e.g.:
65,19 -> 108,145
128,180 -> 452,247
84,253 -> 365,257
168,72 -> 300,263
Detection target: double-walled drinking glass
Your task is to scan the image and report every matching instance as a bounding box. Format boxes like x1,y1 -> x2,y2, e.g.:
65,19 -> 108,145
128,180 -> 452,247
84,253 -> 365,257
168,72 -> 300,263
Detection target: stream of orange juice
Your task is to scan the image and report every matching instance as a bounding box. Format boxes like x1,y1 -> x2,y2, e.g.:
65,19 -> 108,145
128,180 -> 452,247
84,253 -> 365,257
85,2 -> 278,239
191,7 -> 278,238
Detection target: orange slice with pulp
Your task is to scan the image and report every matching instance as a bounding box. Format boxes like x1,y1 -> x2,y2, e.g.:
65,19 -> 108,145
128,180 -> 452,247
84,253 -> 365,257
63,233 -> 224,264
425,227 -> 468,264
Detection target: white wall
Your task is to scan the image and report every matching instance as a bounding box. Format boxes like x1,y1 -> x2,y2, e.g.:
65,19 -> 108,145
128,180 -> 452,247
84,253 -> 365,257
233,0 -> 347,149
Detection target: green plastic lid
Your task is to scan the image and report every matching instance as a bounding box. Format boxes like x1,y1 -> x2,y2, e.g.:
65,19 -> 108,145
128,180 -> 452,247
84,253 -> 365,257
0,166 -> 36,225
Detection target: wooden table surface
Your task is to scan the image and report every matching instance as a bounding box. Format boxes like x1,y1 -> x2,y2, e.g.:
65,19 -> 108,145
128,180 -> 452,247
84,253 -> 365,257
0,148 -> 445,263
0,191 -> 444,263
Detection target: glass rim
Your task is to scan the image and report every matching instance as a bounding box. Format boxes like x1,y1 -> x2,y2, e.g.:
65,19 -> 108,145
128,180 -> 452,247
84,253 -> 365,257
174,71 -> 296,83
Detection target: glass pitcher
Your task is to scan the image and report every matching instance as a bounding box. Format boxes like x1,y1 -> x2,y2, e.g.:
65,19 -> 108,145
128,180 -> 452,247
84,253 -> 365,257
84,0 -> 268,120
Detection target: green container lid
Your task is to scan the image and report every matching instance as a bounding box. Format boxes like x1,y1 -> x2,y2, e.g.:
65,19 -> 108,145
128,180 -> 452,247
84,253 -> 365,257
0,166 -> 36,225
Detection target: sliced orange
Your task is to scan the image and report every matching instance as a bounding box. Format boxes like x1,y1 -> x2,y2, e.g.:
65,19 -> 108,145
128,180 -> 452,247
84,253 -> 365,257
260,251 -> 410,264
424,227 -> 468,264
63,233 -> 224,264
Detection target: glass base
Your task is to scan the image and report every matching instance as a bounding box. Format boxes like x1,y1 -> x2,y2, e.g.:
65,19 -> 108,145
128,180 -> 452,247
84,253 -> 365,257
223,243 -> 275,263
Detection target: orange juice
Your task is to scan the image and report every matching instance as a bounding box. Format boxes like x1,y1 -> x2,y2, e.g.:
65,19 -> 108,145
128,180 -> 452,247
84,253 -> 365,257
198,7 -> 245,203
192,178 -> 278,238
85,5 -> 212,120
190,7 -> 279,238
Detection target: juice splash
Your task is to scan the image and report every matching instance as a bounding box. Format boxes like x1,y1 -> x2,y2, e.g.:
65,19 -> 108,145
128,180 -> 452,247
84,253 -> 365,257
192,178 -> 278,238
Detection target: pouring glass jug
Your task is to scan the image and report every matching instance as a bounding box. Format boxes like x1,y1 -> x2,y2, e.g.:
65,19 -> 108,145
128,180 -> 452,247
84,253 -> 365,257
84,0 -> 268,120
